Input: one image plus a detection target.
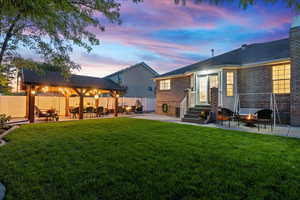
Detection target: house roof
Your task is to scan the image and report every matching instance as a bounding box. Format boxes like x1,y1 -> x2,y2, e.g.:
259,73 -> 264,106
22,68 -> 125,91
156,38 -> 289,78
105,62 -> 159,78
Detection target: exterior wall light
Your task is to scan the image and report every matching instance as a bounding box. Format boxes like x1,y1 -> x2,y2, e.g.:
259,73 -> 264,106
31,90 -> 36,95
94,94 -> 99,99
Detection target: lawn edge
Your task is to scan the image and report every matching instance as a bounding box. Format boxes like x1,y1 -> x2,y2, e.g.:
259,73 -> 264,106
0,126 -> 19,147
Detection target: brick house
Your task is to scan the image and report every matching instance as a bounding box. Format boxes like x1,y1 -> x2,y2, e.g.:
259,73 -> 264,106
155,16 -> 300,126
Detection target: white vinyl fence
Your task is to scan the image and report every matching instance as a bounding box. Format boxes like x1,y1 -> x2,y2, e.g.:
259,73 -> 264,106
0,95 -> 156,118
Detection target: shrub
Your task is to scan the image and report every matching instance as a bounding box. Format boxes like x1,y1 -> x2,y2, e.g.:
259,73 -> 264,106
0,114 -> 11,129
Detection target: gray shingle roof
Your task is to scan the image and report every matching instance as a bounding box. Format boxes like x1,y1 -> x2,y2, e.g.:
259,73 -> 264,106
105,62 -> 159,78
22,69 -> 125,91
157,38 -> 289,78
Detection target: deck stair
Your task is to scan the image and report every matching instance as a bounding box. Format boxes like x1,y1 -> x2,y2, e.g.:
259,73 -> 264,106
182,105 -> 212,124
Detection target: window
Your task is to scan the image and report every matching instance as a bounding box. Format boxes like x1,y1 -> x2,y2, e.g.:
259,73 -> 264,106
209,75 -> 218,89
226,72 -> 234,96
272,64 -> 290,94
160,79 -> 171,90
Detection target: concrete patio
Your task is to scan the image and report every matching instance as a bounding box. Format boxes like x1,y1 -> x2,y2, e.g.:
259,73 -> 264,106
131,114 -> 300,139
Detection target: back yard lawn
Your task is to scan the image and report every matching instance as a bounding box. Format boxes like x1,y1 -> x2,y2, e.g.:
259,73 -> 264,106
1,118 -> 300,200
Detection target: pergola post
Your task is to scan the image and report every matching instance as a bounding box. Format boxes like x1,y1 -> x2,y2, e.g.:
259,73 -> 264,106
27,85 -> 35,123
65,95 -> 70,117
95,98 -> 99,108
79,93 -> 84,120
113,91 -> 119,117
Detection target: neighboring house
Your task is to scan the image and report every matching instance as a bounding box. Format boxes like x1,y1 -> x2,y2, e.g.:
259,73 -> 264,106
105,62 -> 158,98
154,15 -> 300,126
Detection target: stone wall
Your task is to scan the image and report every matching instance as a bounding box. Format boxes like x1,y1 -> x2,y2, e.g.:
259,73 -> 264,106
156,76 -> 191,117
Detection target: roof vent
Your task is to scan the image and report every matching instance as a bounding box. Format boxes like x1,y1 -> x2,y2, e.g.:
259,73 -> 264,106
241,44 -> 247,50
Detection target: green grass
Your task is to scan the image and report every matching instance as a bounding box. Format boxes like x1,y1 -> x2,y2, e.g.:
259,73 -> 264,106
1,118 -> 300,200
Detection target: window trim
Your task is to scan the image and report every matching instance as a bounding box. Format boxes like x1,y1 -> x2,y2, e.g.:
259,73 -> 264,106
160,79 -> 171,91
272,64 -> 291,94
226,72 -> 234,97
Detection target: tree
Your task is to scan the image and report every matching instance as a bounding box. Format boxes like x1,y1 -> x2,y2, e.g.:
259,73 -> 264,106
0,0 -> 140,93
0,0 -> 126,73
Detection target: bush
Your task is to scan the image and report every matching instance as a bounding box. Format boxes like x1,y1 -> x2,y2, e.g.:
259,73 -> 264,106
0,114 -> 11,129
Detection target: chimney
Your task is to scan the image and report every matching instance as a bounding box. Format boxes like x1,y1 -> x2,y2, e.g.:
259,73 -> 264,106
290,15 -> 300,126
211,49 -> 215,57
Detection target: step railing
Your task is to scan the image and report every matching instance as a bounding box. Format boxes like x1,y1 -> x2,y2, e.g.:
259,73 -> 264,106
180,89 -> 196,119
180,96 -> 187,119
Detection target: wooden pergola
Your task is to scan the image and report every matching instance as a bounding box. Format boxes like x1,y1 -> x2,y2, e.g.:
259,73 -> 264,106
21,69 -> 125,123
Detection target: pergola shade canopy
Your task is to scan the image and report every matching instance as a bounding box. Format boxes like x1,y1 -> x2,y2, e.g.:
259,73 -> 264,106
21,68 -> 124,123
22,68 -> 125,91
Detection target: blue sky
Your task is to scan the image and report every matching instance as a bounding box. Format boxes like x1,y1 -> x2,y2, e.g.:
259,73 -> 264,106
29,0 -> 297,77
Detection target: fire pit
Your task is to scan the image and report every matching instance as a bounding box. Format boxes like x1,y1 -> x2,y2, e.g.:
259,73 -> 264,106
243,114 -> 257,127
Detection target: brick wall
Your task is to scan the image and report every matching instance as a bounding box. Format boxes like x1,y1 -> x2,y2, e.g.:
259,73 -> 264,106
290,26 -> 300,126
238,65 -> 291,124
156,76 -> 191,117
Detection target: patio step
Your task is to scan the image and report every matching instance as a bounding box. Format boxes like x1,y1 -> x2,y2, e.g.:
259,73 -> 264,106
184,113 -> 200,118
182,117 -> 206,124
182,105 -> 212,124
189,106 -> 211,113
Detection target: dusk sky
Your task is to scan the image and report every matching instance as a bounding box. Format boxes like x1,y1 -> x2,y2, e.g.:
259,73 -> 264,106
24,0 -> 296,77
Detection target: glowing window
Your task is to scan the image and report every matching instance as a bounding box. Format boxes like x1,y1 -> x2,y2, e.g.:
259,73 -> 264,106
209,75 -> 218,89
226,72 -> 234,96
272,64 -> 290,94
160,79 -> 171,90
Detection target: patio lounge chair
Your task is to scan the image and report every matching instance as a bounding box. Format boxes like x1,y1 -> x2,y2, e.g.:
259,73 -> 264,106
218,107 -> 240,128
35,106 -> 59,121
255,109 -> 273,131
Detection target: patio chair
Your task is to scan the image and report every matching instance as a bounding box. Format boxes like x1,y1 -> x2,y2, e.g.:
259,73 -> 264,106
255,109 -> 273,131
218,107 -> 240,128
131,106 -> 136,113
118,106 -> 124,113
69,107 -> 79,119
96,106 -> 104,117
135,105 -> 143,114
85,106 -> 95,118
